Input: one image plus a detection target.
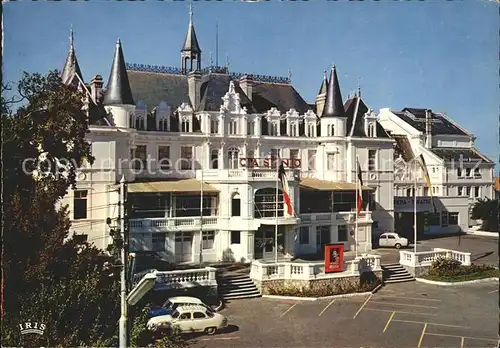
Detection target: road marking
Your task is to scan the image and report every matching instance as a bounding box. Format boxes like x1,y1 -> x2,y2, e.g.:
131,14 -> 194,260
393,319 -> 469,328
487,289 -> 498,294
279,303 -> 297,318
199,336 -> 240,341
369,301 -> 438,309
319,299 -> 335,316
460,336 -> 464,348
425,332 -> 498,342
363,308 -> 437,316
375,295 -> 441,302
353,293 -> 372,319
382,311 -> 395,333
417,323 -> 427,348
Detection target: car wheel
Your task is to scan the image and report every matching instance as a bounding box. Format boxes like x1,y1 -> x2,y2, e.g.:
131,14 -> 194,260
395,243 -> 402,249
205,327 -> 217,335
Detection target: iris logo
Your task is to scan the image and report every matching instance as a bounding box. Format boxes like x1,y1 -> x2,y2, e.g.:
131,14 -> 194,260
19,322 -> 46,335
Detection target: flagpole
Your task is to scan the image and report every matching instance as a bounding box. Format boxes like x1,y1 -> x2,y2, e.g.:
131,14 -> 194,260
413,159 -> 417,254
199,168 -> 203,266
355,155 -> 359,258
275,156 -> 279,264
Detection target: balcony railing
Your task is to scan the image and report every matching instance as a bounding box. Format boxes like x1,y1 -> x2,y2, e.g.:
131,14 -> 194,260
197,169 -> 299,182
129,216 -> 218,233
300,212 -> 372,224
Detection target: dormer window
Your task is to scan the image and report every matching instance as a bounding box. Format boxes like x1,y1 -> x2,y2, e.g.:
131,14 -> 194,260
181,119 -> 190,132
135,116 -> 145,130
247,120 -> 255,135
289,123 -> 298,137
158,118 -> 168,132
228,120 -> 237,135
367,123 -> 376,137
210,119 -> 219,134
308,123 -> 315,137
269,122 -> 278,136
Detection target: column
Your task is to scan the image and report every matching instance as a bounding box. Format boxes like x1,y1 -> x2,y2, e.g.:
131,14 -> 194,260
219,142 -> 225,170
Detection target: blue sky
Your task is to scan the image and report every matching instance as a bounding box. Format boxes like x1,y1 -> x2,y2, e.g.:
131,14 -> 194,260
3,0 -> 499,164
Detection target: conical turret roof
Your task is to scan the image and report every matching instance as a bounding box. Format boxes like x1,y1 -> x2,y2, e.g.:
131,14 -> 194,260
181,4 -> 201,54
318,70 -> 328,95
103,39 -> 135,106
321,65 -> 345,118
61,28 -> 84,86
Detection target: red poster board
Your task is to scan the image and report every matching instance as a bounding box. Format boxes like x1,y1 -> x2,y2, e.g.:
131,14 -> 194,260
324,244 -> 344,273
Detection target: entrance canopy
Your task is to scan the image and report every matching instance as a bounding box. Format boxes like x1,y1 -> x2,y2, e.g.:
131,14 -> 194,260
127,179 -> 218,193
300,178 -> 374,191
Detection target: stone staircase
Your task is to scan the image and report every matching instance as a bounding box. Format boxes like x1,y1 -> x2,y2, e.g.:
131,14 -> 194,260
382,263 -> 415,284
217,272 -> 261,301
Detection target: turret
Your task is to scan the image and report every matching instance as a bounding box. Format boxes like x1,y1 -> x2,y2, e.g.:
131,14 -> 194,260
61,27 -> 84,88
181,2 -> 202,74
320,65 -> 347,137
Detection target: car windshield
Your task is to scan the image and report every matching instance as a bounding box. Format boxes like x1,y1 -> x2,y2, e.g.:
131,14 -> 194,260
206,311 -> 215,318
162,300 -> 172,309
171,310 -> 180,319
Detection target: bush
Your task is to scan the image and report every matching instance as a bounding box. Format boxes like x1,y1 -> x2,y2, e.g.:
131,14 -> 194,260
266,278 -> 381,297
426,257 -> 499,281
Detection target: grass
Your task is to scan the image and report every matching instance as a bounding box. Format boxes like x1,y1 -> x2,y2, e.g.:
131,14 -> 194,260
423,268 -> 500,282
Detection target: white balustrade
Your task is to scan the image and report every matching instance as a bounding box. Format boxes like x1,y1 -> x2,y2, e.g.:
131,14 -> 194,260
129,216 -> 218,232
399,248 -> 472,267
250,254 -> 382,282
137,267 -> 218,291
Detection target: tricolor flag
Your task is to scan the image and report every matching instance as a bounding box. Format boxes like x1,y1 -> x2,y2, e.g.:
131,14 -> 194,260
414,154 -> 436,213
278,161 -> 294,215
356,159 -> 363,216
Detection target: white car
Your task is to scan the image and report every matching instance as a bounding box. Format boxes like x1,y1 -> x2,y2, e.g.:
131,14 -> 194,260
378,232 -> 409,249
148,296 -> 213,318
147,304 -> 228,335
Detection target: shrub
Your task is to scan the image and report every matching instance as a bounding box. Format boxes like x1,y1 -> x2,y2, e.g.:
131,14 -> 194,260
266,278 -> 381,297
428,257 -> 496,278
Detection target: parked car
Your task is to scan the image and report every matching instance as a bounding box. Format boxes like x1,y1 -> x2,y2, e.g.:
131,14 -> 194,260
148,296 -> 213,318
147,304 -> 228,335
378,232 -> 409,249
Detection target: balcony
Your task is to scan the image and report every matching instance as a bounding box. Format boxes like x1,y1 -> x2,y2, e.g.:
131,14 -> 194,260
300,211 -> 372,224
196,169 -> 300,182
129,216 -> 218,233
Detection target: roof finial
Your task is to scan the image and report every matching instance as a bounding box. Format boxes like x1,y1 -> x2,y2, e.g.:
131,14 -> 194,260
225,53 -> 230,71
332,62 -> 336,70
209,52 -> 213,66
287,68 -> 292,82
357,76 -> 361,98
189,0 -> 193,23
69,25 -> 74,50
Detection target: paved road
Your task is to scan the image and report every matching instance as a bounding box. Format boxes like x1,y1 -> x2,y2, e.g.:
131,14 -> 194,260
193,281 -> 499,348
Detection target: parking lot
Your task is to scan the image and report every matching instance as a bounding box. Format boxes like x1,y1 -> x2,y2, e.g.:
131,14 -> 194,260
194,281 -> 499,348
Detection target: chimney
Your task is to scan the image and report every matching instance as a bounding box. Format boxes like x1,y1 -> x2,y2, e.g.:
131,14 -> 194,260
239,74 -> 253,101
188,70 -> 202,111
425,109 -> 432,148
90,75 -> 103,103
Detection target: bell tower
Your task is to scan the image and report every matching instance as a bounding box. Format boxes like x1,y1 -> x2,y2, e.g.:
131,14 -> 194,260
181,1 -> 202,74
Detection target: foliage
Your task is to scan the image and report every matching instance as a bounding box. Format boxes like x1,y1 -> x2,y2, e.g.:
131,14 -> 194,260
470,198 -> 499,232
266,277 -> 382,297
425,257 -> 499,282
1,71 -> 122,347
129,306 -> 190,348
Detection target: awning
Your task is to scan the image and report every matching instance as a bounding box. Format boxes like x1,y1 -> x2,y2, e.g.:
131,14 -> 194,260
299,178 -> 374,191
127,179 -> 218,193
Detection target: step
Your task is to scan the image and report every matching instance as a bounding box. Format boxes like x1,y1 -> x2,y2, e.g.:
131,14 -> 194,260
219,282 -> 257,291
218,273 -> 251,280
385,278 -> 416,284
382,265 -> 404,270
220,287 -> 260,296
386,269 -> 408,275
223,291 -> 262,300
218,278 -> 254,286
386,274 -> 414,280
381,263 -> 401,267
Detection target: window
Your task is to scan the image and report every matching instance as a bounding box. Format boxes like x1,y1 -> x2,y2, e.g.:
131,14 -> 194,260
210,119 -> 219,134
423,187 -> 429,196
193,312 -> 206,319
406,188 -> 412,197
228,120 -> 237,134
158,146 -> 171,170
308,123 -> 315,137
473,167 -> 480,177
308,150 -> 316,171
368,150 -> 377,171
289,123 -> 298,137
254,188 -> 284,218
458,187 -> 463,196
227,147 -> 239,169
231,194 -> 241,217
338,225 -> 348,242
135,145 -> 147,170
327,153 -> 335,170
180,146 -> 193,170
210,149 -> 219,169
158,118 -> 168,131
290,149 -> 299,161
457,168 -> 462,177
231,231 -> 241,244
466,186 -> 471,197
181,119 -> 190,132
135,116 -> 145,130
152,233 -> 166,251
73,190 -> 88,220
441,212 -> 448,227
367,123 -> 375,137
427,213 -> 440,226
179,313 -> 191,320
387,234 -> 396,239
299,226 -> 309,244
474,186 -> 480,198
328,124 -> 335,136
465,168 -> 471,177
449,212 -> 459,225
202,231 -> 215,249
247,121 -> 255,135
269,122 -> 278,136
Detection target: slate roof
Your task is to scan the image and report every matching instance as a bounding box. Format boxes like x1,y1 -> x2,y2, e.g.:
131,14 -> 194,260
392,135 -> 414,161
344,97 -> 391,138
321,66 -> 345,118
103,40 -> 135,106
127,70 -> 311,114
430,148 -> 492,163
393,108 -> 469,136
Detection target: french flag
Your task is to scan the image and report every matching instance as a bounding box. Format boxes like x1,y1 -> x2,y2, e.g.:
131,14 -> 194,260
357,159 -> 363,216
278,161 -> 293,215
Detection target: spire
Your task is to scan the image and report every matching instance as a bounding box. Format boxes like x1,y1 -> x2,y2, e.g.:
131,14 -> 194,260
61,26 -> 84,86
181,1 -> 201,54
318,70 -> 328,95
321,64 -> 345,118
103,39 -> 135,106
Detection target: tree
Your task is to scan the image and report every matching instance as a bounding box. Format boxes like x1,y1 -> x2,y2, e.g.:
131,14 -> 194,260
1,71 -> 120,347
470,198 -> 499,232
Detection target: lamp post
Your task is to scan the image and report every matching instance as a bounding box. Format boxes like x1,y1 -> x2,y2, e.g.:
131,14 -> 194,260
119,176 -> 127,348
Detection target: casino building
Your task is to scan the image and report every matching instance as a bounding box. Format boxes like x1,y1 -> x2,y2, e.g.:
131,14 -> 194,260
59,7 -> 493,264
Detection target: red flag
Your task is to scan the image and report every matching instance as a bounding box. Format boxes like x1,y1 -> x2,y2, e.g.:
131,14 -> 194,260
356,159 -> 363,215
278,161 -> 293,215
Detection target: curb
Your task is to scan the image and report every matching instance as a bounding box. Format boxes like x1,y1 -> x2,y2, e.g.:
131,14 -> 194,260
415,277 -> 499,286
371,283 -> 384,294
466,231 -> 498,238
